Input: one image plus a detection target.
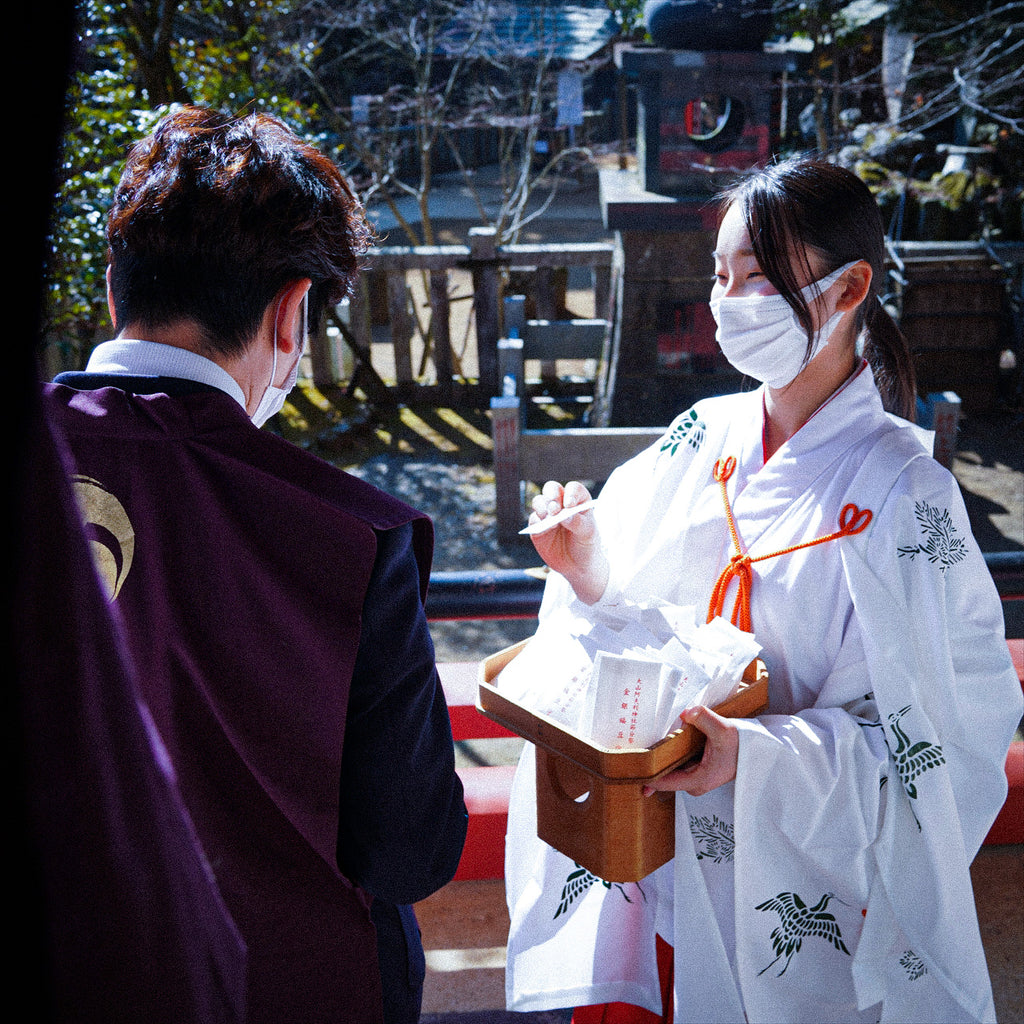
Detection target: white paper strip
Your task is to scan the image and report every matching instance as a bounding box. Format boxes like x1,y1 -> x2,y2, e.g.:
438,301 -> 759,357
518,499 -> 597,536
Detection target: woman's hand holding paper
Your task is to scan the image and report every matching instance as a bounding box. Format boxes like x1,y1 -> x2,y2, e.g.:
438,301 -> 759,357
643,706 -> 739,796
528,480 -> 609,605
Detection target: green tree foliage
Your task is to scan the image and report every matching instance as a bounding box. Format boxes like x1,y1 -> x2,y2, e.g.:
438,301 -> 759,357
603,0 -> 646,39
45,0 -> 317,366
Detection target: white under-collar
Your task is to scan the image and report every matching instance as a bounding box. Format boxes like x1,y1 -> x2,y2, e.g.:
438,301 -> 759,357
86,338 -> 247,410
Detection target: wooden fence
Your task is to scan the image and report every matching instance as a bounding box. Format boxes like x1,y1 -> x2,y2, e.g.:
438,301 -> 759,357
307,227 -> 617,407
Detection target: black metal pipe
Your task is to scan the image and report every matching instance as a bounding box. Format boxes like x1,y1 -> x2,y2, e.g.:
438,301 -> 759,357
988,550 -> 1024,597
425,551 -> 1024,623
425,568 -> 546,621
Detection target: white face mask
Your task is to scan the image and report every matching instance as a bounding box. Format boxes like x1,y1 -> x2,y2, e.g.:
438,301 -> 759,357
709,262 -> 857,389
251,294 -> 307,428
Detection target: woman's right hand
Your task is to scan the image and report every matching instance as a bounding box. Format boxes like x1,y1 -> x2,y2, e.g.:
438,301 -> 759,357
528,480 -> 609,605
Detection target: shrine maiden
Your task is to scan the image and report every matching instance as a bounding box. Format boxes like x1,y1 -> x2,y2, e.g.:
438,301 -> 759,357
505,157 -> 1021,1023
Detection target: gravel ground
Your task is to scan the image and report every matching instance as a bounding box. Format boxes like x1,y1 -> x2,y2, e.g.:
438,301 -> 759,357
343,452 -> 541,663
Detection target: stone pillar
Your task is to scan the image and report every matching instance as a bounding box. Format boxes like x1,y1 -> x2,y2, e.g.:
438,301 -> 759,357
598,45 -> 795,425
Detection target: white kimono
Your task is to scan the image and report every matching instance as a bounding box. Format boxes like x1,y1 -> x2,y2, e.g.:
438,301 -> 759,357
505,366 -> 1021,1023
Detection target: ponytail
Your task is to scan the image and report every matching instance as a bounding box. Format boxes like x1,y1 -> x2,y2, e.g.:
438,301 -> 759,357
723,157 -> 921,421
863,297 -> 917,422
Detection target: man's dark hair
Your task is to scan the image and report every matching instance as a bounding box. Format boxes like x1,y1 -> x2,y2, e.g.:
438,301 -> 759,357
107,106 -> 373,357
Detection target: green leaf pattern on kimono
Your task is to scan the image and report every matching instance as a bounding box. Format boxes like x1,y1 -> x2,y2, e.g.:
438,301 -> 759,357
690,814 -> 735,863
659,408 -> 706,457
900,949 -> 928,981
553,864 -> 639,919
897,501 -> 967,571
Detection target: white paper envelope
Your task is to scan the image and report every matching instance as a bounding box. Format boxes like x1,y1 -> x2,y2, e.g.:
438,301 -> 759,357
587,651 -> 664,749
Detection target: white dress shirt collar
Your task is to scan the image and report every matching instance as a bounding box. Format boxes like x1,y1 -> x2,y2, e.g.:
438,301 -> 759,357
86,338 -> 247,410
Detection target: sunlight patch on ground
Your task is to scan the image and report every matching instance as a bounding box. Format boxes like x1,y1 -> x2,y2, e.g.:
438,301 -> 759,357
280,402 -> 309,432
435,407 -> 494,450
535,400 -> 581,422
373,427 -> 416,453
424,946 -> 507,972
399,407 -> 461,452
296,381 -> 333,411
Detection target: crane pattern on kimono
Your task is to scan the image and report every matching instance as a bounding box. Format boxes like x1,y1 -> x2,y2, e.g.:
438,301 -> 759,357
860,703 -> 944,829
896,501 -> 967,571
755,891 -> 850,977
886,704 -> 946,829
659,408 -> 706,457
553,864 -> 646,920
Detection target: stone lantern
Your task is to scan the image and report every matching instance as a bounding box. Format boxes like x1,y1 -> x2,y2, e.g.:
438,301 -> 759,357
596,2 -> 797,425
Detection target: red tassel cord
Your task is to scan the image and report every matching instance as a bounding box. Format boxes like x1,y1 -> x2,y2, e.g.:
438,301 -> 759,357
706,456 -> 873,633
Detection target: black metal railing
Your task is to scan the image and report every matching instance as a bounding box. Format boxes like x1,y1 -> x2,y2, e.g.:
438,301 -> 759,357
426,552 -> 1024,637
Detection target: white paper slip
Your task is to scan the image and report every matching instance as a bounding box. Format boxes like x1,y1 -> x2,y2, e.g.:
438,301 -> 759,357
519,499 -> 597,536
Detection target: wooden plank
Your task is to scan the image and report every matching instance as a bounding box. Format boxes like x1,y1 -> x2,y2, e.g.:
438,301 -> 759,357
591,254 -> 623,427
349,274 -> 372,353
387,271 -> 414,384
534,266 -> 557,320
367,244 -> 470,271
307,317 -> 333,390
497,336 -> 524,397
522,320 -> 608,361
518,427 -> 665,484
369,242 -> 614,271
594,264 -> 612,321
491,396 -> 524,540
429,270 -> 453,403
504,294 -> 527,339
500,242 -> 616,267
534,269 -> 558,377
470,228 -> 501,393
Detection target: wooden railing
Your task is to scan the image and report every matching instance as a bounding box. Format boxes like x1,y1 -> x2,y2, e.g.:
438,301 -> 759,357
306,227 -> 616,407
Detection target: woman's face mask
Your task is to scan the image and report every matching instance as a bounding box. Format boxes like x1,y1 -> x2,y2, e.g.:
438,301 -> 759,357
251,293 -> 307,427
709,262 -> 857,389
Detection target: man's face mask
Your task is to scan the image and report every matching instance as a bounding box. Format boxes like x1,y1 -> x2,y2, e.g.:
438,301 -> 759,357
251,293 -> 307,428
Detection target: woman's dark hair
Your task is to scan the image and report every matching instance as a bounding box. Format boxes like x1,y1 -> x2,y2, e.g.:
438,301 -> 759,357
107,106 -> 375,357
719,156 -> 917,420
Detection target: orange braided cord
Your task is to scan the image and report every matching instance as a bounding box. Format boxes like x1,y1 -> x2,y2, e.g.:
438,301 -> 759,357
706,457 -> 873,632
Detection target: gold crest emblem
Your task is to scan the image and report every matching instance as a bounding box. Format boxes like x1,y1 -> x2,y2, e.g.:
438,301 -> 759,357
71,476 -> 135,600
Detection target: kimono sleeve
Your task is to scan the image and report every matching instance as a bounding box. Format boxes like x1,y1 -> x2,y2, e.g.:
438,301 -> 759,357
536,418 -> 671,617
587,407 -> 711,610
725,606 -> 893,1021
839,456 -> 1019,1020
858,457 -> 1019,858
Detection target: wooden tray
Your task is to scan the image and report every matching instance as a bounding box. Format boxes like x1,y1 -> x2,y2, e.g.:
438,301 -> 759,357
477,639 -> 769,782
476,639 -> 769,881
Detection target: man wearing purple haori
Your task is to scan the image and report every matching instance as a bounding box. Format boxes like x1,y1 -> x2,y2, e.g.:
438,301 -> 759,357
46,107 -> 467,1024
15,388 -> 247,1024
